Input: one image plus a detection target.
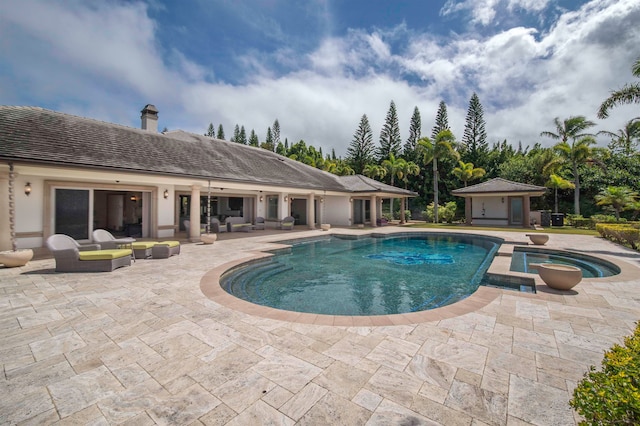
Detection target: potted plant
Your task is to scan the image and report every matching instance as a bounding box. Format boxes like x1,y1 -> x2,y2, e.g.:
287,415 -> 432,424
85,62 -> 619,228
0,163 -> 34,267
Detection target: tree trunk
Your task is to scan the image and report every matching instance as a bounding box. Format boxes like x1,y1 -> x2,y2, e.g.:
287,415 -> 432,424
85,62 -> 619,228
554,187 -> 558,214
433,158 -> 439,223
573,163 -> 580,216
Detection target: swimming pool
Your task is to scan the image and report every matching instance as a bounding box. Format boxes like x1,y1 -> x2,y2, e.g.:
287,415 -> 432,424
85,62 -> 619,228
510,246 -> 620,278
221,234 -> 500,315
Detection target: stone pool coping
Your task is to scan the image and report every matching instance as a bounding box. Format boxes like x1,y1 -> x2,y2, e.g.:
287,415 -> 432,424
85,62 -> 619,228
200,229 -> 639,325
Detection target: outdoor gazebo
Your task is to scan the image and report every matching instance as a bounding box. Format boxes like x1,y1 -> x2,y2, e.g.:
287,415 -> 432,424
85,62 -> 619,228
452,178 -> 546,227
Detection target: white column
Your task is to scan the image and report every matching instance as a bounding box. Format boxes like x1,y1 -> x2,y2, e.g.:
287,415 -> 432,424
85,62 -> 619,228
189,185 -> 201,242
307,193 -> 315,229
281,193 -> 289,219
370,195 -> 377,227
0,172 -> 10,251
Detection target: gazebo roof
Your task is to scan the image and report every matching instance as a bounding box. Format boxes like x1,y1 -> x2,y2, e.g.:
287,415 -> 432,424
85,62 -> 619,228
452,178 -> 546,196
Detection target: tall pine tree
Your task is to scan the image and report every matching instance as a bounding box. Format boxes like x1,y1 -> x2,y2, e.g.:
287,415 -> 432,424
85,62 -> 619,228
216,124 -> 225,140
403,106 -> 421,162
346,114 -> 375,174
378,100 -> 402,161
231,124 -> 240,142
249,129 -> 259,147
431,101 -> 450,140
462,92 -> 488,166
205,123 -> 215,137
272,119 -> 281,147
238,126 -> 247,145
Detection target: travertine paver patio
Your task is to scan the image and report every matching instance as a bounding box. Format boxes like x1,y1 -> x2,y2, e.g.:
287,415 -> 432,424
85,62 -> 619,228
1,227 -> 639,425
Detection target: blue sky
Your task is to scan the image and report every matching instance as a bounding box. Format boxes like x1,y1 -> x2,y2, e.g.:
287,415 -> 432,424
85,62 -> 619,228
1,0 -> 639,156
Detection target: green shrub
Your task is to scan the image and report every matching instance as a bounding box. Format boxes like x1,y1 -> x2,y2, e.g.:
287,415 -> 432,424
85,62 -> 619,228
382,213 -> 394,221
570,322 -> 640,425
422,202 -> 457,223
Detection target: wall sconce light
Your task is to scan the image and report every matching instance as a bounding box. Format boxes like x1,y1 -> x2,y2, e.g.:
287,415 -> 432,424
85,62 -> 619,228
320,197 -> 324,203
349,197 -> 353,202
284,195 -> 288,202
24,182 -> 32,196
130,195 -> 137,202
259,195 -> 264,202
163,189 -> 169,199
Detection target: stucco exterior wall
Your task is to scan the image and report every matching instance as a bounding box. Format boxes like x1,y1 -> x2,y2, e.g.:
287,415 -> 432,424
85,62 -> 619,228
472,195 -> 508,226
321,196 -> 351,226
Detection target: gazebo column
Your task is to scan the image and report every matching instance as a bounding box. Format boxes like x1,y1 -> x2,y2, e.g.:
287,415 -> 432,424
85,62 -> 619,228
465,197 -> 472,225
189,185 -> 201,242
370,195 -> 377,227
307,192 -> 315,230
523,194 -> 531,228
0,172 -> 9,251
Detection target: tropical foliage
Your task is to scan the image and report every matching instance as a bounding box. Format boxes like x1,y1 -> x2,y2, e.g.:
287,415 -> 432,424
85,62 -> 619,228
200,59 -> 640,222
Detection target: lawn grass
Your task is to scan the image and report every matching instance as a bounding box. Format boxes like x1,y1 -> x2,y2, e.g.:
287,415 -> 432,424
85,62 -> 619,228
403,222 -> 599,236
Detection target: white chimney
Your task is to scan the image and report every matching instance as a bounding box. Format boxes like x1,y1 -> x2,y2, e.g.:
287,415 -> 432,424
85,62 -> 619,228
140,104 -> 159,132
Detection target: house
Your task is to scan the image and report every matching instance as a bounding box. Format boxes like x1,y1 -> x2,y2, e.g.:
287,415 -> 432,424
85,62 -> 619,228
452,178 -> 546,227
0,105 -> 416,250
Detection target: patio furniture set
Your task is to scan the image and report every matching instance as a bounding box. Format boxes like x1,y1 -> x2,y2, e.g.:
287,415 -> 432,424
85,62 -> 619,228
45,230 -> 181,273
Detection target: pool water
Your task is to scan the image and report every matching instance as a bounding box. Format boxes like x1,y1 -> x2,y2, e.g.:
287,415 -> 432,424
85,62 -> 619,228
510,247 -> 620,278
221,234 -> 499,316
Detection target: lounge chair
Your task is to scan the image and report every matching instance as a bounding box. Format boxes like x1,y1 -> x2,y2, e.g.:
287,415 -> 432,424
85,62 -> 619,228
281,216 -> 295,230
92,229 -> 135,249
255,217 -> 265,230
46,234 -> 132,272
210,217 -> 227,233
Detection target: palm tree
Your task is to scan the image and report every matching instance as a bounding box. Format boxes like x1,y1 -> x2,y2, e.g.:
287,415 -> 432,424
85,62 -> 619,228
363,164 -> 387,181
599,117 -> 640,156
595,186 -> 637,220
452,161 -> 485,187
547,174 -> 575,214
541,116 -> 596,215
381,154 -> 407,223
598,57 -> 640,119
398,161 -> 420,224
418,130 -> 459,223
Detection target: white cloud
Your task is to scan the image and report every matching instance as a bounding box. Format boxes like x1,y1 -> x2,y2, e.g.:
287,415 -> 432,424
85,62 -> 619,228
0,0 -> 639,158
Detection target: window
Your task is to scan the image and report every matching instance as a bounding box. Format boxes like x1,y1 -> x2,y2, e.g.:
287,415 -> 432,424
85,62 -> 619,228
267,196 -> 279,220
55,189 -> 90,239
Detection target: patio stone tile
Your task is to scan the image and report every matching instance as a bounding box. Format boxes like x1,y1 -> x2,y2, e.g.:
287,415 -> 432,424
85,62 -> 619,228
150,333 -> 213,359
50,405 -> 105,425
365,366 -> 423,408
411,394 -> 474,426
262,385 -> 294,409
480,365 -> 510,396
508,374 -> 575,425
312,360 -> 373,399
365,337 -> 419,371
213,369 -> 276,413
352,388 -> 383,411
486,349 -> 537,381
279,382 -> 328,420
198,403 -> 237,426
100,337 -> 163,370
0,387 -> 54,425
48,365 -> 124,418
535,352 -> 592,382
515,300 -> 550,319
455,368 -> 483,387
445,379 -> 508,426
97,378 -> 170,423
406,353 -> 456,389
5,354 -> 75,388
297,392 -> 371,425
512,328 -> 558,357
189,344 -> 263,391
419,337 -> 488,375
554,329 -> 620,354
110,362 -> 152,388
29,329 -> 86,361
368,399 -> 437,425
226,400 -> 294,426
252,346 -> 323,393
146,384 -> 220,425
17,309 -> 64,328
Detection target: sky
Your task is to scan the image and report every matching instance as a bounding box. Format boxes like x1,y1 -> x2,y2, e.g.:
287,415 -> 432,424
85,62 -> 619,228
1,0 -> 639,157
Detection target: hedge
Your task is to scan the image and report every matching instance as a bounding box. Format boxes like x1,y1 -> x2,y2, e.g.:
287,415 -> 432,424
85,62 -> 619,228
596,224 -> 640,250
570,322 -> 640,425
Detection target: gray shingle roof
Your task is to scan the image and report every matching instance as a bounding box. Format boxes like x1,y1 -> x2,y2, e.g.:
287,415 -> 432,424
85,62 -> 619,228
0,106 -> 354,192
338,175 -> 416,196
452,177 -> 547,195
